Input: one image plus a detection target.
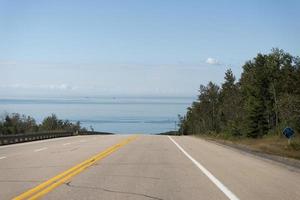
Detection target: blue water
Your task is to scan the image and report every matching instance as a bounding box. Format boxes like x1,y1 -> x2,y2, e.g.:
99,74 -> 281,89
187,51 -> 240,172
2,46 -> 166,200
0,96 -> 193,134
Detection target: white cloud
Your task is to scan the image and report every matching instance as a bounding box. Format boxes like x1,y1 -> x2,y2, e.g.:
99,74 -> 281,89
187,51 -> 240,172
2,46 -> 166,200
44,84 -> 74,90
206,57 -> 220,65
0,84 -> 76,90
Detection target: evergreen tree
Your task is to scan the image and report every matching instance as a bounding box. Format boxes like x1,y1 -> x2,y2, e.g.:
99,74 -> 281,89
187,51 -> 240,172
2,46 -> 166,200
219,69 -> 243,136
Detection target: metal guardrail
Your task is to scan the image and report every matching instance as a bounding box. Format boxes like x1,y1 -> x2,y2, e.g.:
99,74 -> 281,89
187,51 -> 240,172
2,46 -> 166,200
0,131 -> 114,146
82,131 -> 114,135
0,131 -> 75,145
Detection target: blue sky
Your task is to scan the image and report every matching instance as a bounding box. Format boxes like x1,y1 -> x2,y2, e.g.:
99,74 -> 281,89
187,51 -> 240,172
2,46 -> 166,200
0,0 -> 299,97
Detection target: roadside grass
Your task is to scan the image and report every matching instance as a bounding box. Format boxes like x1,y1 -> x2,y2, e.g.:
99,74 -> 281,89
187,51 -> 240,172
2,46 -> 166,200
193,133 -> 300,160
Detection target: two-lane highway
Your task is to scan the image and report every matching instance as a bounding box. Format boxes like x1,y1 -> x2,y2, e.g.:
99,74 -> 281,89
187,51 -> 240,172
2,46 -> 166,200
1,135 -> 300,200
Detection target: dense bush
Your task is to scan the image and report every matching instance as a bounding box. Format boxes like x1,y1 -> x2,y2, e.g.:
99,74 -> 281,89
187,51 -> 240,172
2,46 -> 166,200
0,113 -> 84,135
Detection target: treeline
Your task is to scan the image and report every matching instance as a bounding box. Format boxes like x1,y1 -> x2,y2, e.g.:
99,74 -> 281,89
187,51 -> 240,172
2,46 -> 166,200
0,113 -> 86,135
179,49 -> 300,138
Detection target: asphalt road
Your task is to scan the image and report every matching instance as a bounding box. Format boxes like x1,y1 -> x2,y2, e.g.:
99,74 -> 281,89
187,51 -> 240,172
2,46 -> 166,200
0,135 -> 300,200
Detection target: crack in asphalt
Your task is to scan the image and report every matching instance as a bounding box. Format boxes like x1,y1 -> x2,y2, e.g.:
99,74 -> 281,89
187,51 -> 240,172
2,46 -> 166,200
65,182 -> 164,200
95,174 -> 161,180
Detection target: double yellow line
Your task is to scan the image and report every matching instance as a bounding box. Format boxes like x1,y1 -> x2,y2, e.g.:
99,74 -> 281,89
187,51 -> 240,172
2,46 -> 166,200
13,135 -> 138,200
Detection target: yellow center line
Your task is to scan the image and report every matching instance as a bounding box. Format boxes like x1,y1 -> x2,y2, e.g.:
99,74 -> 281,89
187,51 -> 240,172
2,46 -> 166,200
13,135 -> 138,200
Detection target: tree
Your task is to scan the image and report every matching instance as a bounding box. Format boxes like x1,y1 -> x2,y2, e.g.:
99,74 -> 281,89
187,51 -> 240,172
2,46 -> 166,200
40,114 -> 59,131
244,55 -> 269,136
219,69 -> 243,136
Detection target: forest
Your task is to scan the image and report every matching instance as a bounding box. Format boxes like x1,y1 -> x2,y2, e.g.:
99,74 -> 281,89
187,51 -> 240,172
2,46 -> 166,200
178,49 -> 300,138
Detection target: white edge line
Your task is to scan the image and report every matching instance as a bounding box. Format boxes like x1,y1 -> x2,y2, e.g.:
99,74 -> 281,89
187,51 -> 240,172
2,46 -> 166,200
34,147 -> 48,152
168,136 -> 239,200
63,143 -> 71,146
0,156 -> 6,160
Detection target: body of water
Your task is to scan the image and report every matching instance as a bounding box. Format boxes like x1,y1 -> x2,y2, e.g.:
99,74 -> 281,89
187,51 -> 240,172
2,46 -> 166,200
0,96 -> 193,134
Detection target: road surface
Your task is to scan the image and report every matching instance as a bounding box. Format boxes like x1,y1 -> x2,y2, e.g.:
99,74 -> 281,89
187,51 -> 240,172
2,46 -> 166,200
0,135 -> 299,200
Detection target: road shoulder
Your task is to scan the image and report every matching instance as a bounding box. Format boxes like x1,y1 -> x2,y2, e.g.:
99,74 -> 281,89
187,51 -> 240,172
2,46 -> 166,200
193,135 -> 300,171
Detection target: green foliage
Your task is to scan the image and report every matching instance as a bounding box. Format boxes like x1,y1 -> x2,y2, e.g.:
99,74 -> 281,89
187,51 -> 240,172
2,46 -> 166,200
0,113 -> 83,135
278,93 -> 300,132
179,49 -> 300,138
0,113 -> 38,135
